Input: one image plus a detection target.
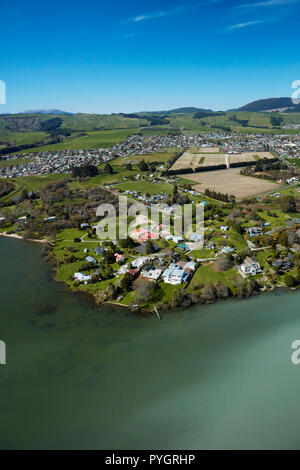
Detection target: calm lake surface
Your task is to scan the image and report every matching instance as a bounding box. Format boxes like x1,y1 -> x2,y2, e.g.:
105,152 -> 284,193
0,237 -> 300,449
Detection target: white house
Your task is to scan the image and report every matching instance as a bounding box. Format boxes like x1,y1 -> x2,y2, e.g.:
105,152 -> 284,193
74,272 -> 92,282
240,257 -> 262,276
141,267 -> 163,281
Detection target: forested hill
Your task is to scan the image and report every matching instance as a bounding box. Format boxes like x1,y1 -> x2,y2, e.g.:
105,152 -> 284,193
235,97 -> 300,113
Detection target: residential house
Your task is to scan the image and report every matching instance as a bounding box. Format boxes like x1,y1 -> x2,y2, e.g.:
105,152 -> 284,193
221,246 -> 235,254
189,233 -> 203,243
114,253 -> 126,263
74,272 -> 92,282
240,257 -> 262,276
140,265 -> 163,281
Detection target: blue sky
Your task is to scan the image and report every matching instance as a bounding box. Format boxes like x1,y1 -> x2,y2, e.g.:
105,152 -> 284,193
1,0 -> 300,113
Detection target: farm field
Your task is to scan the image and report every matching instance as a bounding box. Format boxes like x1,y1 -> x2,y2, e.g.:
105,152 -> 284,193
197,147 -> 220,153
229,151 -> 274,163
169,150 -> 275,172
0,157 -> 31,168
17,128 -> 139,154
181,167 -> 281,199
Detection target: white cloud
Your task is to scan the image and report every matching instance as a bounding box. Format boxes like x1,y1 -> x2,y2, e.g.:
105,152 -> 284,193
124,5 -> 185,23
228,15 -> 281,29
238,0 -> 299,8
228,19 -> 266,29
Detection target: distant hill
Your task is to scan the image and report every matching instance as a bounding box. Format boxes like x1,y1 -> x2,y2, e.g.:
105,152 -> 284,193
163,107 -> 213,114
21,109 -> 73,115
234,98 -> 300,113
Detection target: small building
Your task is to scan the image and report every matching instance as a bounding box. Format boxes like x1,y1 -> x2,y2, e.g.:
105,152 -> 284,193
94,246 -> 105,255
141,266 -> 163,281
85,256 -> 97,263
189,233 -> 203,243
162,263 -> 185,285
44,216 -> 56,222
74,272 -> 92,282
139,232 -> 159,242
221,246 -> 235,254
177,243 -> 187,251
240,257 -> 262,276
220,225 -> 229,231
207,242 -> 216,250
80,223 -> 90,229
114,253 -> 126,263
247,227 -> 261,237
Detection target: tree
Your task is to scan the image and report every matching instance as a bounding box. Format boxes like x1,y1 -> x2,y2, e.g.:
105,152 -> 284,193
119,237 -> 135,249
145,240 -> 156,254
125,163 -> 133,171
23,230 -> 34,240
120,273 -> 132,293
106,282 -> 117,300
72,165 -> 99,178
201,283 -> 217,303
216,282 -> 231,298
277,230 -> 288,247
281,196 -> 296,214
21,188 -> 29,201
285,274 -> 297,288
133,278 -> 153,302
216,257 -> 233,272
104,163 -> 114,175
104,249 -> 115,264
138,160 -> 149,172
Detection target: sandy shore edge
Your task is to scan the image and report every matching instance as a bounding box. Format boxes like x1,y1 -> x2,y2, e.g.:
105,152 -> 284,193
0,232 -> 49,244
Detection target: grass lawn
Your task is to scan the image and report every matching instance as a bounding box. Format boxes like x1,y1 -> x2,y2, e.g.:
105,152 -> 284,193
255,250 -> 273,270
113,150 -> 175,166
11,174 -> 69,191
116,180 -> 173,195
257,209 -> 291,228
276,186 -> 300,198
68,166 -> 139,190
289,159 -> 300,168
188,248 -> 216,259
187,263 -> 241,293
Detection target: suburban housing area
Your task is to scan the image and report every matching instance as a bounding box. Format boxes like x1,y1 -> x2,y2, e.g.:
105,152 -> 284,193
0,124 -> 299,313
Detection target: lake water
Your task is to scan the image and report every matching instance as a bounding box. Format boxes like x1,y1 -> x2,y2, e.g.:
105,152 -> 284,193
0,237 -> 300,449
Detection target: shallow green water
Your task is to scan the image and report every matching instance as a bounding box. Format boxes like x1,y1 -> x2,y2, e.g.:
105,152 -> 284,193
0,237 -> 300,449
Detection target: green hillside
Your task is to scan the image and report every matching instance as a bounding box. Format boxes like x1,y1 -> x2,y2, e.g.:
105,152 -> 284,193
1,108 -> 300,155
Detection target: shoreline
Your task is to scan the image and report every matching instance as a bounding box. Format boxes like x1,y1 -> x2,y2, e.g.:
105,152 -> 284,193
1,232 -> 299,314
0,231 -> 50,244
